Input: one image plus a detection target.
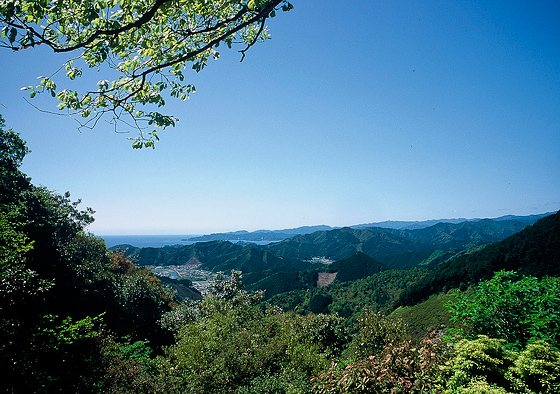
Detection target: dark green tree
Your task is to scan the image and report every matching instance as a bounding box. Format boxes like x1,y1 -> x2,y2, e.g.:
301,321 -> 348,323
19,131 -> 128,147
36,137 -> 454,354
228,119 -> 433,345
0,121 -> 176,391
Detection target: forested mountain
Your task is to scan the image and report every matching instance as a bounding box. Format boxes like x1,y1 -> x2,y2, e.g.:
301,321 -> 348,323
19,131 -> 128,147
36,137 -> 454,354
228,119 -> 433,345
112,214 -> 552,303
398,210 -> 560,307
117,240 -> 314,273
184,213 -> 551,243
245,269 -> 319,300
324,252 -> 387,283
382,218 -> 535,249
353,213 -> 551,230
262,227 -> 433,267
268,268 -> 429,318
261,217 -> 543,268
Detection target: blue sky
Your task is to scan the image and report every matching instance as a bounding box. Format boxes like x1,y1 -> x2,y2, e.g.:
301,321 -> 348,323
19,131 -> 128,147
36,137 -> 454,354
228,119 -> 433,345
1,0 -> 559,234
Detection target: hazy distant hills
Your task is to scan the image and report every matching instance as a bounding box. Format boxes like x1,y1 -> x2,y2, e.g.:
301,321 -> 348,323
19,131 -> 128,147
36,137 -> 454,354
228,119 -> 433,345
183,213 -> 552,242
184,225 -> 333,242
352,213 -> 551,230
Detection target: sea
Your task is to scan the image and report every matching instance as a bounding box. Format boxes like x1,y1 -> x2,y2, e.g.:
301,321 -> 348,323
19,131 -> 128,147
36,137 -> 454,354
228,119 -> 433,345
98,235 -> 202,249
98,234 -> 275,249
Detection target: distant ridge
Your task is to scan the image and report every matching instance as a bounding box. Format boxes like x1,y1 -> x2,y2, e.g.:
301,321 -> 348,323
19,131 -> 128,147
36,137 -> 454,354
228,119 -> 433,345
261,214 -> 553,268
352,213 -> 553,230
184,213 -> 554,243
184,225 -> 333,242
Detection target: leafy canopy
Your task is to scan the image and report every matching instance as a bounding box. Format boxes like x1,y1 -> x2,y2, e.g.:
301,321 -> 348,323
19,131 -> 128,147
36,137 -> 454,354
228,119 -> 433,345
0,0 -> 293,148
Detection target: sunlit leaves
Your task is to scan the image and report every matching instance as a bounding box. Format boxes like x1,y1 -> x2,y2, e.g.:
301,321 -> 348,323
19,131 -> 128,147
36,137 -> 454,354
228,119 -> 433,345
0,0 -> 294,147
447,271 -> 560,350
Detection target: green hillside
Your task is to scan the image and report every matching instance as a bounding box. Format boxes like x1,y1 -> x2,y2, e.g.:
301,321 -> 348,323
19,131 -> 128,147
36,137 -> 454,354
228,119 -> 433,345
116,240 -> 313,273
262,218 -> 542,268
245,269 -> 318,300
268,268 -> 429,318
384,218 -> 536,249
398,211 -> 560,307
263,227 -> 434,267
325,251 -> 388,283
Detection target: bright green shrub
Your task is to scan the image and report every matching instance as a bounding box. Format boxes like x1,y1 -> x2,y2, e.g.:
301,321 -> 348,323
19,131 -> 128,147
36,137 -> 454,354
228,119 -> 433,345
510,341 -> 560,394
447,271 -> 560,350
451,380 -> 514,394
441,336 -> 516,393
440,336 -> 560,394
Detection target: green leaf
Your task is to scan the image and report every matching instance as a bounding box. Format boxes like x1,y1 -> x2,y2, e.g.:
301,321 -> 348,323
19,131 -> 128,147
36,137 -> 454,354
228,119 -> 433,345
8,27 -> 17,44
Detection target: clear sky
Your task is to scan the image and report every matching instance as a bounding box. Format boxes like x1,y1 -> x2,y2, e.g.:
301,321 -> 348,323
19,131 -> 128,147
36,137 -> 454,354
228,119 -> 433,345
1,0 -> 559,235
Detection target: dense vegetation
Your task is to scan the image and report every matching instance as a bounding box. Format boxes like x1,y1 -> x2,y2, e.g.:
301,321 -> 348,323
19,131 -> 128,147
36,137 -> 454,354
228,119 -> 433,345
398,211 -> 560,307
1,117 -> 176,391
2,120 -> 559,392
118,241 -> 313,273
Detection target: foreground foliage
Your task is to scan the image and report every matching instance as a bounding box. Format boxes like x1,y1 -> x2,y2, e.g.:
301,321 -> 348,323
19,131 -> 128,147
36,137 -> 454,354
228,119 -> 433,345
448,271 -> 560,350
0,118 -> 173,392
159,272 -> 346,393
440,336 -> 560,394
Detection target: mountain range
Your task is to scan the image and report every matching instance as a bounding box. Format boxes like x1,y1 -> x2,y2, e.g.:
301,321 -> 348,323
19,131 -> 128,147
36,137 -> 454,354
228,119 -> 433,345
111,211 -> 560,309
115,213 -> 552,272
261,217 -> 541,268
183,213 -> 552,242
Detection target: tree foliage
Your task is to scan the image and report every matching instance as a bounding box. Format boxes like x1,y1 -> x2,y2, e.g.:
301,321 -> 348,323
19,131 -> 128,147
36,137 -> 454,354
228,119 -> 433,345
0,123 -> 177,391
313,330 -> 450,394
447,271 -> 560,350
440,336 -> 560,394
160,271 -> 344,393
1,0 -> 293,147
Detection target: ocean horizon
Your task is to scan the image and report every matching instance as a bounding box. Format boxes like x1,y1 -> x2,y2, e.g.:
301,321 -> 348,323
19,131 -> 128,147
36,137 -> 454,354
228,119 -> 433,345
98,234 -> 202,249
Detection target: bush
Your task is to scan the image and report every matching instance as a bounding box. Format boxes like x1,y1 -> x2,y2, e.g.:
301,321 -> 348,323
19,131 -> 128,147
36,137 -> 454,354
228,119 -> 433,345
349,310 -> 411,359
510,341 -> 560,394
160,272 -> 336,393
440,336 -> 560,394
447,271 -> 560,350
313,333 -> 449,394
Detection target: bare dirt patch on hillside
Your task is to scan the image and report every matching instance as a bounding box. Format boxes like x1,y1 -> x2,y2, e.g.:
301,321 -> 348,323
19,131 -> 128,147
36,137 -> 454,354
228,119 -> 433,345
317,272 -> 337,287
